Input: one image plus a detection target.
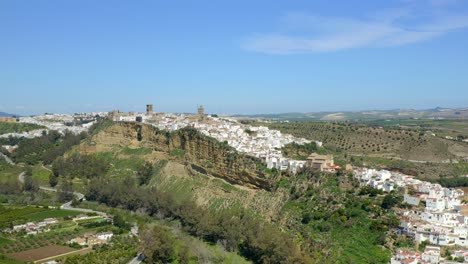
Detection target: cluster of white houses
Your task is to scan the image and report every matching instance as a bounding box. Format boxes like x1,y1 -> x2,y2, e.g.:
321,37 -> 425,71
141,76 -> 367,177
354,169 -> 468,263
110,107 -> 330,174
7,107 -> 334,174
69,231 -> 114,247
3,218 -> 58,236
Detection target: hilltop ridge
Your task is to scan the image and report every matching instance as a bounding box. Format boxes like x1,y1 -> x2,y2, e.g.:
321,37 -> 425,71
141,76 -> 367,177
79,122 -> 273,189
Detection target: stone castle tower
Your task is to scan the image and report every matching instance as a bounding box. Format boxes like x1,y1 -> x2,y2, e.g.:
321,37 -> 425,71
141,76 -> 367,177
146,104 -> 154,115
198,105 -> 205,119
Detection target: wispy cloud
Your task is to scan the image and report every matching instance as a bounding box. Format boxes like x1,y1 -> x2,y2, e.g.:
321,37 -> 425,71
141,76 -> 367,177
242,3 -> 468,54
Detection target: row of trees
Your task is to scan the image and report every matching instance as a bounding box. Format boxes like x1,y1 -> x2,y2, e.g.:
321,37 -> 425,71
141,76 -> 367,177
84,176 -> 309,263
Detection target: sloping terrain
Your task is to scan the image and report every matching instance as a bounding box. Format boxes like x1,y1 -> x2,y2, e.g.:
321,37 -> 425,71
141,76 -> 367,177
79,122 -> 272,189
77,122 -> 288,219
259,122 -> 468,162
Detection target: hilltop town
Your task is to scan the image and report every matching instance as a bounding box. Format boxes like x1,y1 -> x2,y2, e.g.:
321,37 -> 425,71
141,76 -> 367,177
3,104 -> 328,174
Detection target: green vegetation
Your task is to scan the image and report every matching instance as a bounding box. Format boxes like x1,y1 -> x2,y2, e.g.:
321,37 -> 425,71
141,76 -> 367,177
0,206 -> 46,229
0,122 -> 45,134
84,175 -> 309,263
0,160 -> 22,183
280,172 -> 395,263
62,237 -> 137,264
0,254 -> 24,264
2,227 -> 80,255
24,209 -> 82,222
170,148 -> 185,158
136,161 -> 154,185
11,130 -> 87,165
261,121 -> 458,159
31,164 -> 51,186
88,118 -> 114,136
3,118 -> 445,263
52,154 -> 110,179
258,121 -> 468,179
282,142 -> 319,160
0,236 -> 13,246
0,205 -> 82,229
437,175 -> 468,187
120,146 -> 152,155
364,119 -> 468,138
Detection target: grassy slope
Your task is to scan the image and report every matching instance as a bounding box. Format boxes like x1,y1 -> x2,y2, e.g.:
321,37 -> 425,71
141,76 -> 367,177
280,174 -> 392,263
32,165 -> 51,186
0,161 -> 22,183
68,122 -> 397,263
68,145 -> 253,262
78,144 -> 390,262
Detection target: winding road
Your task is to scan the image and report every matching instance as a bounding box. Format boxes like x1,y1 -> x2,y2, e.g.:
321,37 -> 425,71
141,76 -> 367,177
17,171 -> 106,216
0,152 -> 15,165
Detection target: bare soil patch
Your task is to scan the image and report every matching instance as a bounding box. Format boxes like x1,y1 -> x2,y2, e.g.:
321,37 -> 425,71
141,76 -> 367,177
8,245 -> 75,262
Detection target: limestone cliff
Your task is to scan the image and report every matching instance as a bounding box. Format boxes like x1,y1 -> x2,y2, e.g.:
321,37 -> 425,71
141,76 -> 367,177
81,122 -> 272,189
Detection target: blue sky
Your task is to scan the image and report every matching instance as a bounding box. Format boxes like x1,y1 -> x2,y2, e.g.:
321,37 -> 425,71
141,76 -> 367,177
1,0 -> 468,115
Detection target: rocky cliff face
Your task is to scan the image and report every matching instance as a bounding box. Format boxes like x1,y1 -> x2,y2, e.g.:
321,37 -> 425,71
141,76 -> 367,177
82,122 -> 271,189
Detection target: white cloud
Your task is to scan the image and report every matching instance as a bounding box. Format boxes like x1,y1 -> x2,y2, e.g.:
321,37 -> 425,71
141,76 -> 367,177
242,6 -> 468,54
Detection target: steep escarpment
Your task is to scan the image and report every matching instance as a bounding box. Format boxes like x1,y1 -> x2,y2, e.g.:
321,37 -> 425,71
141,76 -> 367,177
81,122 -> 271,189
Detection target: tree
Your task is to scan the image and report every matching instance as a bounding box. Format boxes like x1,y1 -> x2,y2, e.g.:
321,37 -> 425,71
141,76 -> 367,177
381,193 -> 402,209
49,173 -> 58,187
71,197 -> 80,207
137,128 -> 143,141
139,225 -> 176,263
137,162 -> 153,185
23,167 -> 38,192
113,213 -> 131,230
58,177 -> 74,202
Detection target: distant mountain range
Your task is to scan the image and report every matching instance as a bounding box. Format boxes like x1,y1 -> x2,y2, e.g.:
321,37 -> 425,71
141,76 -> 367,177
236,107 -> 468,121
0,112 -> 18,117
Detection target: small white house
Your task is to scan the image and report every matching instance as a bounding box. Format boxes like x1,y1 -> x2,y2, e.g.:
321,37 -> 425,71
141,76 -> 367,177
421,246 -> 440,264
426,198 -> 445,212
96,231 -> 113,241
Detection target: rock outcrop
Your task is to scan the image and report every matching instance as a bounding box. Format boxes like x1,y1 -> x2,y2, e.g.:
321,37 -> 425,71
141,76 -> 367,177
82,122 -> 272,190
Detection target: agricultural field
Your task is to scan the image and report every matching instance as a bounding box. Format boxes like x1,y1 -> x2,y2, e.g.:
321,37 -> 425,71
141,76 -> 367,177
8,245 -> 76,262
0,206 -> 47,228
0,236 -> 13,246
26,209 -> 82,222
258,121 -> 468,163
1,228 -> 80,255
59,237 -> 137,264
364,119 -> 468,138
0,205 -> 82,229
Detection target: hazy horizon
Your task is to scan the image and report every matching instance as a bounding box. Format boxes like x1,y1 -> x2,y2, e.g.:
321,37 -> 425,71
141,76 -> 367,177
2,105 -> 468,117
